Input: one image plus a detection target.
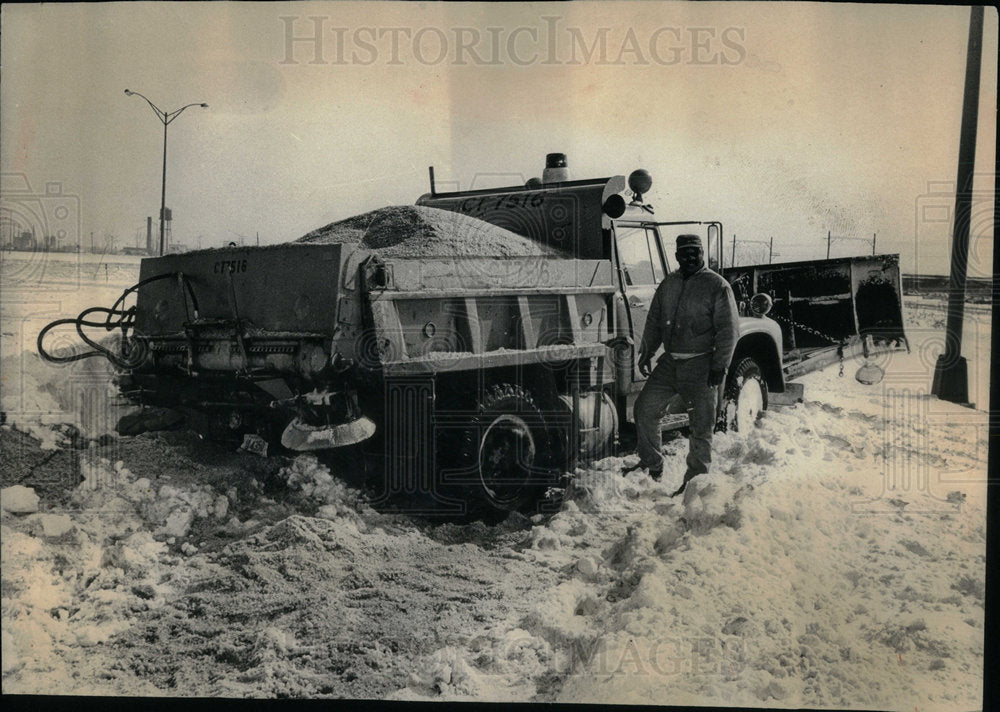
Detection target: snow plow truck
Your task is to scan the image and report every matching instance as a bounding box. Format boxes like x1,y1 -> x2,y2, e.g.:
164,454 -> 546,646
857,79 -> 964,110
39,154 -> 908,514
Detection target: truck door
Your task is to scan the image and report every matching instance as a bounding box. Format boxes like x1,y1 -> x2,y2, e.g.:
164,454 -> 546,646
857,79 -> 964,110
612,224 -> 667,386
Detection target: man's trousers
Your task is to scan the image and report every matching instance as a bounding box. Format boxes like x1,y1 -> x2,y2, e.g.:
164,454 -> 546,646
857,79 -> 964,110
633,353 -> 717,476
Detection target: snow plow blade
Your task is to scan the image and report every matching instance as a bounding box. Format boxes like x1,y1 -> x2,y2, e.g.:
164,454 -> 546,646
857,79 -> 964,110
725,254 -> 908,381
280,416 -> 376,451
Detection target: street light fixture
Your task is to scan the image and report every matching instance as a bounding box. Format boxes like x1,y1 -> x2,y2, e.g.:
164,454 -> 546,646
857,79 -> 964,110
124,89 -> 208,256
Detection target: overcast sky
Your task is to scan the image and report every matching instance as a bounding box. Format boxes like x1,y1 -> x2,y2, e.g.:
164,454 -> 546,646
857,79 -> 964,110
1,2 -> 996,276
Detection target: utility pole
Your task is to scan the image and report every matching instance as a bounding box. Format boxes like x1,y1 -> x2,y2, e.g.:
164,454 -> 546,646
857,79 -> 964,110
769,236 -> 773,264
932,5 -> 983,405
872,232 -> 877,255
826,230 -> 831,259
731,233 -> 737,269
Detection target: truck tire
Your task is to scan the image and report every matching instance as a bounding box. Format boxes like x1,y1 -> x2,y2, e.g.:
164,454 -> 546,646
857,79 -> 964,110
722,357 -> 768,433
472,384 -> 562,514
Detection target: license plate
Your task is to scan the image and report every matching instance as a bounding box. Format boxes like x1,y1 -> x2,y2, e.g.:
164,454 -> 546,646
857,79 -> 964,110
240,433 -> 269,457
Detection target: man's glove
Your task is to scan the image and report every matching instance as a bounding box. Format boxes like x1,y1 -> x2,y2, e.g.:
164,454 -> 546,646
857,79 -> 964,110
638,354 -> 652,378
636,347 -> 653,378
707,368 -> 726,387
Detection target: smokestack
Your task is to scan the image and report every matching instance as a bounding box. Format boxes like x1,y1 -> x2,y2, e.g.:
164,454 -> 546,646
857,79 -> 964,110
542,153 -> 570,183
146,217 -> 152,254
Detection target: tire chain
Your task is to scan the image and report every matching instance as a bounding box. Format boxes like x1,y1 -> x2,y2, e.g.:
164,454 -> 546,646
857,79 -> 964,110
480,383 -> 536,412
770,313 -> 847,377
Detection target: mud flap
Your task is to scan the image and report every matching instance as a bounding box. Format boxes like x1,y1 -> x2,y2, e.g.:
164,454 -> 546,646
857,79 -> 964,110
280,416 -> 376,451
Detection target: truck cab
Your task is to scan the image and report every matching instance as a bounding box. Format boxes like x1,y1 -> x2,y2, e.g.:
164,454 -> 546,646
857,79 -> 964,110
417,165 -> 787,434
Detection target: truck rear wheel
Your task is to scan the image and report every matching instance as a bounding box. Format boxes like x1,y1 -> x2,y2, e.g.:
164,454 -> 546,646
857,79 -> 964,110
722,357 -> 768,433
472,385 -> 563,514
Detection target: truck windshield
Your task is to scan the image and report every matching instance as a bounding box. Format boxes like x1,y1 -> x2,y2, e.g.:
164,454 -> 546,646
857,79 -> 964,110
616,226 -> 665,286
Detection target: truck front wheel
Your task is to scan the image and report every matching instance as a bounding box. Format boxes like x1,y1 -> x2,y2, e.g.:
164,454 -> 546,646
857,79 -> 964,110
721,357 -> 768,432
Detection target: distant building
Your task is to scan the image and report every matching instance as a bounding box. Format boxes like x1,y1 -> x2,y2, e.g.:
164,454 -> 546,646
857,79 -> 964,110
13,231 -> 35,250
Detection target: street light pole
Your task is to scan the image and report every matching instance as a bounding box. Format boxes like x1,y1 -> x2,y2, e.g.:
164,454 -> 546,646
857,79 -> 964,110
161,119 -> 168,255
124,89 -> 208,256
932,5 -> 983,405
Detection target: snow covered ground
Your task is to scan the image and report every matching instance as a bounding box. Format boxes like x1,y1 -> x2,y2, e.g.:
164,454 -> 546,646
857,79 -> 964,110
0,257 -> 989,709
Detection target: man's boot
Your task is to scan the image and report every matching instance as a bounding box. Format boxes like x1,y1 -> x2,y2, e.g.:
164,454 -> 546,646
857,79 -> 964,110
669,469 -> 700,497
622,461 -> 662,479
621,462 -> 644,476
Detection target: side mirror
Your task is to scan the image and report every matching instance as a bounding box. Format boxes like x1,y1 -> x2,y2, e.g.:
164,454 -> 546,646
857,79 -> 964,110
707,223 -> 721,269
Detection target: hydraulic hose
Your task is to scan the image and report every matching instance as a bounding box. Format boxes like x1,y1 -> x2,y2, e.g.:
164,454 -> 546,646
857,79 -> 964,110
36,271 -> 195,369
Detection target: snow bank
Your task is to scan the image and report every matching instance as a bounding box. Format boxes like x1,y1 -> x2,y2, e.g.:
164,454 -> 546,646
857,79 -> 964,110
0,448 -> 249,693
392,303 -> 986,710
1,291 -> 986,707
280,454 -> 374,524
0,349 -> 124,450
2,460 -> 177,692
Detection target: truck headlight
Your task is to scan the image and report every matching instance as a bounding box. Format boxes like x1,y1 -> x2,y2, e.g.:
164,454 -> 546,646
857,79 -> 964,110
749,293 -> 773,317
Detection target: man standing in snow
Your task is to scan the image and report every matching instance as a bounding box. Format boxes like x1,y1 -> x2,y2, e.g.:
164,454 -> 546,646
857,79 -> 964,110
628,234 -> 739,496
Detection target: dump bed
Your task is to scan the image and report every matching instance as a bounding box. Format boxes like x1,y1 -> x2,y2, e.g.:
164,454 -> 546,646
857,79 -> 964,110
360,255 -> 616,374
131,241 -> 617,378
